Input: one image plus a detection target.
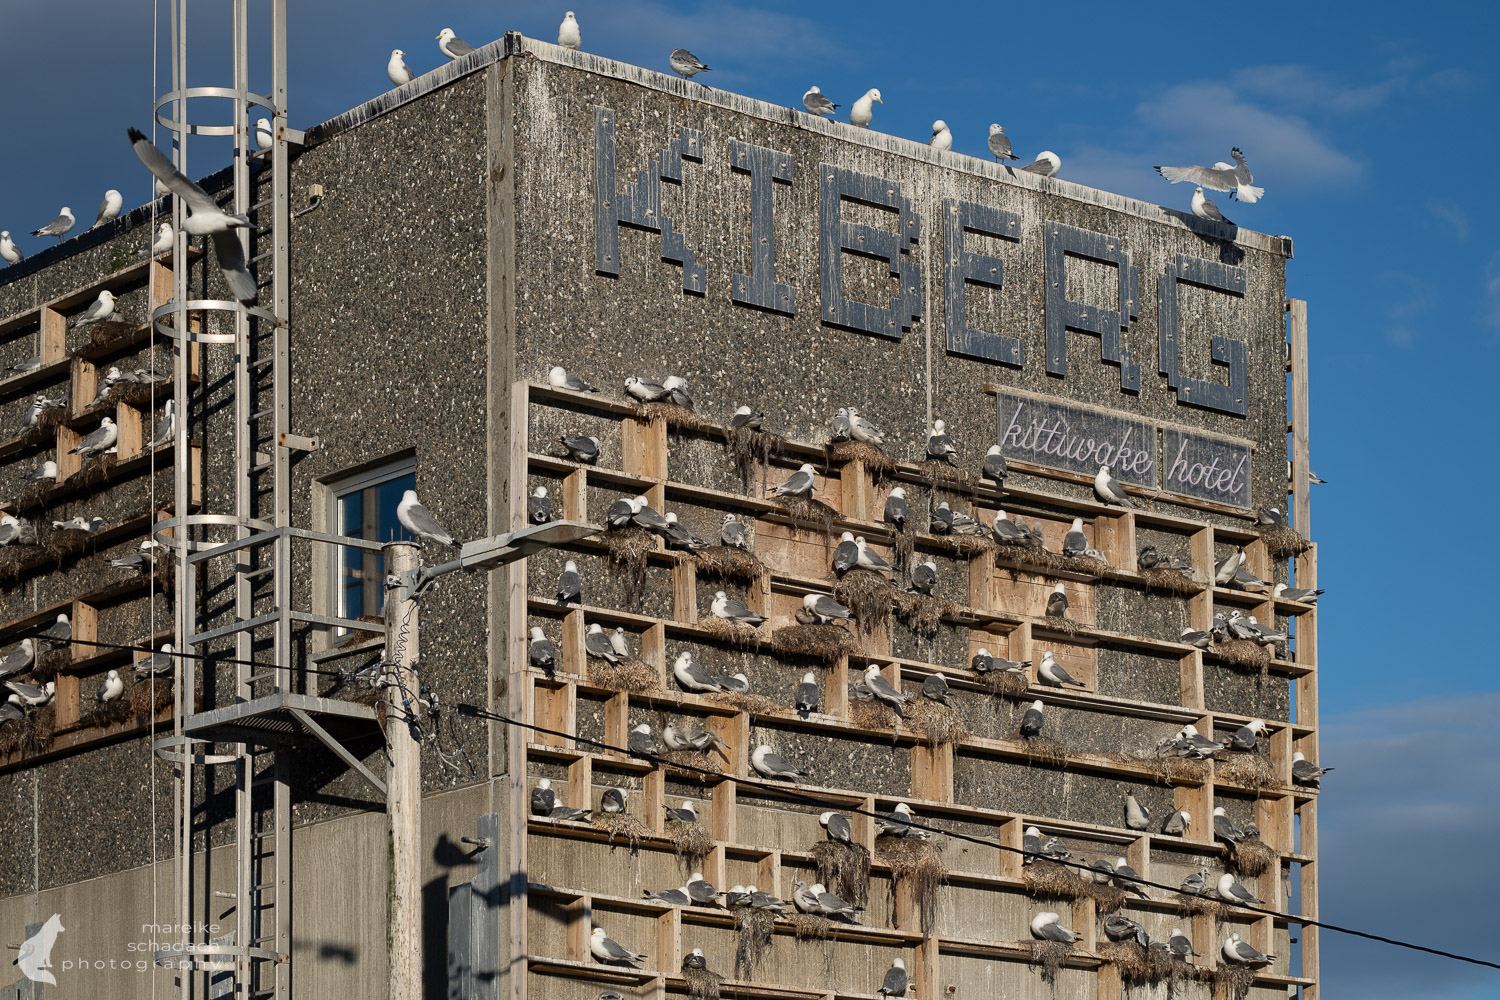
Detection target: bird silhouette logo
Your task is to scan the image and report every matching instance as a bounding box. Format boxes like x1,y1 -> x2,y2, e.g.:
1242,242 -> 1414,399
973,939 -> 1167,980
14,913 -> 64,984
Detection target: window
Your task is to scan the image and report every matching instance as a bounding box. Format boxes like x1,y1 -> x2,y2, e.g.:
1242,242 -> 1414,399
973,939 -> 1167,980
329,458 -> 416,623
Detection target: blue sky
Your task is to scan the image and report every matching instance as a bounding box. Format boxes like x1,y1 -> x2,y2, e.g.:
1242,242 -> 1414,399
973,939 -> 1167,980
3,1 -> 1498,995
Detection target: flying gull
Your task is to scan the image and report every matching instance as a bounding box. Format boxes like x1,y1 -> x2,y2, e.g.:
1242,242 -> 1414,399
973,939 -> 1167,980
1062,518 -> 1088,557
601,787 -> 626,814
1104,914 -> 1149,947
145,400 -> 176,450
921,672 -> 951,705
1162,809 -> 1191,835
437,28 -> 475,60
1156,148 -> 1263,203
795,672 -> 821,714
31,207 -> 75,241
983,444 -> 1008,482
98,669 -> 125,703
819,810 -> 852,843
669,48 -> 710,78
1020,699 -> 1045,737
0,232 -> 22,265
987,124 -> 1019,162
527,628 -> 556,674
802,86 -> 839,117
627,723 -> 659,757
884,486 -> 907,530
387,49 -> 413,87
558,434 -> 599,463
1030,911 -> 1078,944
929,120 -> 953,151
584,623 -> 619,663
558,11 -> 581,50
92,189 -> 123,229
751,743 -> 805,781
719,512 -> 748,549
1038,651 -> 1084,688
673,651 -> 722,693
128,128 -> 257,302
1217,872 -> 1262,906
70,417 -> 118,459
878,958 -> 908,997
555,560 -> 581,604
1221,933 -> 1273,967
1274,582 -> 1323,604
1044,583 -> 1069,618
850,89 -> 882,128
1020,151 -> 1062,177
710,590 -> 764,626
847,408 -> 885,445
926,420 -> 957,463
802,592 -> 851,625
863,664 -> 909,719
1125,791 -> 1151,830
767,463 -> 815,498
1191,187 -> 1234,226
73,291 -> 116,328
589,927 -> 646,968
397,489 -> 456,545
730,404 -> 763,429
1093,465 -> 1137,507
1290,751 -> 1333,786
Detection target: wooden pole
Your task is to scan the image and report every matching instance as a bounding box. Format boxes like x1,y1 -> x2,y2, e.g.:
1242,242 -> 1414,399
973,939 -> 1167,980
384,541 -> 423,1000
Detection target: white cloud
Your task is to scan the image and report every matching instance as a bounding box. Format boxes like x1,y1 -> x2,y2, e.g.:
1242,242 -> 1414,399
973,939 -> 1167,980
1228,64 -> 1405,114
1428,200 -> 1470,243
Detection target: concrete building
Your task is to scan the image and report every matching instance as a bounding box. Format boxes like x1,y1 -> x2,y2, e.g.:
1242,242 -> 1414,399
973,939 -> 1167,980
0,31 -> 1320,1000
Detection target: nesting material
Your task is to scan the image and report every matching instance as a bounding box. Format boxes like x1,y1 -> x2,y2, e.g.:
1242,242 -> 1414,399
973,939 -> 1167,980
587,658 -> 658,694
642,401 -> 719,435
1040,614 -> 1081,636
706,689 -> 776,716
1029,940 -> 1072,986
1205,641 -> 1272,672
74,455 -> 119,491
907,699 -> 968,748
789,912 -> 832,941
849,697 -> 901,733
770,624 -> 858,662
15,482 -> 52,512
1216,753 -> 1278,790
129,675 -> 176,721
593,813 -> 650,855
982,671 -> 1030,699
697,617 -> 762,649
926,532 -> 996,558
603,527 -> 658,606
811,839 -> 872,907
919,460 -> 975,491
828,440 -> 898,477
0,707 -> 53,758
683,966 -> 722,1000
32,648 -> 70,683
87,696 -> 133,729
1259,523 -> 1312,559
878,835 -> 946,932
733,906 -> 776,980
833,568 -> 895,634
1097,941 -> 1183,987
1233,838 -> 1277,878
1207,962 -> 1257,1000
44,526 -> 95,564
1175,894 -> 1225,919
891,591 -> 954,639
1108,750 -> 1208,786
1056,554 -> 1110,578
671,821 -> 714,872
85,320 -> 140,352
993,543 -> 1063,575
113,380 -> 168,409
1137,566 -> 1204,594
722,424 -> 784,492
693,545 -> 764,583
1022,861 -> 1090,900
661,749 -> 724,777
891,531 -> 915,571
14,406 -> 67,449
772,495 -> 837,537
1019,736 -> 1069,768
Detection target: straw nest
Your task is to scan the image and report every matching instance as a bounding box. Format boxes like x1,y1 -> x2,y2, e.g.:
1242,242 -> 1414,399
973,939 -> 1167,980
1216,752 -> 1279,791
588,658 -> 658,694
1040,614 -> 1081,636
1206,962 -> 1257,1000
86,693 -> 134,729
13,406 -> 67,450
877,836 -> 946,933
890,531 -> 914,571
919,460 -> 976,491
811,839 -> 872,907
1175,894 -> 1226,919
72,455 -> 121,492
128,675 -> 177,722
1022,861 -> 1124,911
1029,940 -> 1072,985
85,320 -> 140,352
827,440 -> 898,477
661,749 -> 726,777
14,481 -> 52,512
593,813 -> 651,855
671,821 -> 714,872
693,545 -> 764,583
641,401 -> 720,435
1137,565 -> 1205,594
706,689 -> 776,716
833,569 -> 895,633
32,647 -> 71,683
926,532 -> 996,558
907,699 -> 968,748
772,495 -> 837,537
1259,523 -> 1312,559
1097,941 -> 1186,988
981,671 -> 1030,699
1205,640 -> 1271,672
697,617 -> 763,649
770,624 -> 858,662
603,527 -> 658,605
683,966 -> 723,1000
789,911 -> 834,943
1019,736 -> 1069,769
0,704 -> 55,759
733,906 -> 776,980
722,424 -> 785,493
1107,750 -> 1208,787
891,591 -> 954,639
1232,838 -> 1277,878
849,696 -> 902,734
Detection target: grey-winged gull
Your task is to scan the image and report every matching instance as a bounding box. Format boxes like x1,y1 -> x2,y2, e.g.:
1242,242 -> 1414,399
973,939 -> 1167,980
1168,928 -> 1198,958
1044,583 -> 1069,618
819,810 -> 851,843
884,486 -> 907,529
1163,809 -> 1191,835
832,532 -> 859,574
584,623 -> 619,663
387,49 -> 413,86
642,884 -> 692,906
921,672 -> 951,704
983,444 -> 1008,482
795,672 -> 820,714
909,559 -> 937,595
682,948 -> 706,970
91,190 -> 123,229
1221,933 -> 1273,966
527,486 -> 550,524
0,232 -> 22,264
1038,651 -> 1084,687
1020,700 -> 1045,737
720,513 -> 748,549
70,417 -> 118,458
145,400 -> 175,451
863,664 -> 909,719
31,207 -> 75,241
673,651 -> 722,693
1125,791 -> 1151,830
556,560 -> 581,604
855,536 -> 892,575
1104,914 -> 1149,946
710,590 -> 764,626
1062,518 -> 1088,557
767,463 -> 815,498
802,86 -> 839,117
987,124 -> 1019,162
926,420 -> 957,463
98,669 -> 125,703
1020,151 -> 1062,177
929,120 -> 952,151
558,434 -> 599,463
601,787 -> 626,814
878,958 -> 908,997
1274,582 -> 1323,604
1030,911 -> 1077,943
627,723 -> 659,757
1290,751 -> 1332,786
847,408 -> 885,445
1156,148 -> 1263,203
1212,806 -> 1245,844
589,927 -> 646,967
669,48 -> 710,78
547,366 -> 597,392
1093,465 -> 1137,507
73,291 -> 115,327
1113,857 -> 1150,898
527,627 -> 556,673
1191,187 -> 1234,226
751,743 -> 805,781
558,12 -> 581,50
437,28 -> 474,60
665,800 -> 697,823
397,489 -> 455,545
730,404 -> 762,429
1217,872 -> 1262,905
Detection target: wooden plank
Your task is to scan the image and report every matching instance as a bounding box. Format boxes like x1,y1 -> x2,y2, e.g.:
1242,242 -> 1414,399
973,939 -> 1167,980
1288,299 -> 1311,534
1179,650 -> 1204,712
114,402 -> 143,463
711,780 -> 737,844
561,468 -> 587,522
642,766 -> 665,833
839,458 -> 869,522
39,308 -> 66,364
566,754 -> 592,811
670,555 -> 697,623
69,355 -> 97,420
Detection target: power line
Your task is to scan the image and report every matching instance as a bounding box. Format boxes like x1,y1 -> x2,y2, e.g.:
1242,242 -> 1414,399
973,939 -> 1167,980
456,703 -> 1500,974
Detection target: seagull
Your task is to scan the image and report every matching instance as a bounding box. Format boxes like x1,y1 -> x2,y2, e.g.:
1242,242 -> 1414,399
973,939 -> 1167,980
1221,933 -> 1273,967
0,640 -> 35,679
1214,549 -> 1245,585
437,28 -> 474,60
1093,465 -> 1137,507
1162,809 -> 1191,835
661,375 -> 694,408
626,496 -> 669,534
729,404 -> 763,429
584,623 -> 619,663
669,48 -> 711,78
1020,151 -> 1062,178
527,486 -> 551,524
98,669 -> 125,703
819,810 -> 852,843
884,486 -> 907,530
1177,724 -> 1225,759
0,516 -> 23,546
1180,627 -> 1213,649
627,723 -> 659,757
1290,751 -> 1333,786
921,672 -> 951,705
850,89 -> 883,128
134,644 -> 176,678
39,614 -> 72,645
1156,148 -> 1263,204
624,375 -> 670,402
0,231 -> 22,265
556,560 -> 581,603
795,672 -> 821,714
719,513 -> 748,549
5,680 -> 52,707
908,559 -> 938,595
1274,583 -> 1323,604
983,444 -> 1008,482
253,118 -> 273,152
527,627 -> 556,674
53,515 -> 104,533
1229,718 -> 1266,751
1022,825 -> 1045,863
597,786 -> 627,816
1232,565 -> 1269,592
397,489 -> 455,546
802,86 -> 839,117
1168,928 -> 1198,959
1104,914 -> 1149,947
1256,506 -> 1286,527
751,743 -> 805,781
1038,651 -> 1084,688
1062,518 -> 1088,557
1191,187 -> 1234,226
832,532 -> 859,574
1180,868 -> 1209,896
725,886 -> 752,909
387,49 -> 413,87
991,511 -> 1029,545
1113,857 -> 1150,898
831,407 -> 853,441
879,958 -> 908,997
710,590 -> 764,626
1125,792 -> 1151,830
661,512 -> 708,551
26,395 -> 64,427
802,592 -> 851,625
975,648 -> 1029,674
642,884 -> 692,906
847,408 -> 885,446
22,460 -> 57,484
1217,872 -> 1262,906
1245,615 -> 1288,646
31,207 -> 76,241
151,222 -> 174,254
558,11 -> 581,50
811,883 -> 860,921
855,537 -> 892,575
558,434 -> 599,463
673,651 -> 722,693
682,948 -> 707,970
111,538 -> 161,572
1020,699 -> 1045,737
91,189 -> 124,229
686,872 -> 720,905
608,627 -> 631,659
128,128 -> 257,303
926,420 -> 957,463
145,400 -> 176,450
70,417 -> 119,459
863,664 -> 909,719
589,927 -> 646,968
986,124 -> 1019,162
1044,583 -> 1069,618
929,120 -> 953,152
73,290 -> 116,328
665,800 -> 698,823
1084,858 -> 1115,884
716,673 -> 750,694
1212,806 -> 1245,845
1030,911 -> 1077,944
542,368 -> 596,395
767,463 -> 815,498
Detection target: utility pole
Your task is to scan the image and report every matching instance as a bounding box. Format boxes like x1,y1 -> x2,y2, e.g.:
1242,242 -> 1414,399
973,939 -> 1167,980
384,541 -> 422,1000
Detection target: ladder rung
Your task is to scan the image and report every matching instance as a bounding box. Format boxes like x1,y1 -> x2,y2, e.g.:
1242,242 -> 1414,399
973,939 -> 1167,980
251,461 -> 273,473
246,671 -> 277,684
249,409 -> 273,422
250,357 -> 275,370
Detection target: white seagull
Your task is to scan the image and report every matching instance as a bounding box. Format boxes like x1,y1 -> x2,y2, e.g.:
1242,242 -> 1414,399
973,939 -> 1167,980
767,463 -> 815,498
1093,465 -> 1137,507
0,231 -> 22,265
388,49 -> 413,87
31,207 -> 75,241
987,124 -> 1018,162
558,12 -> 581,50
91,190 -> 124,229
1156,148 -> 1263,204
70,417 -> 118,458
929,120 -> 952,151
437,28 -> 475,61
589,927 -> 646,968
1020,151 -> 1062,177
151,222 -> 174,254
73,290 -> 116,327
850,89 -> 882,128
1038,651 -> 1084,688
397,489 -> 456,546
1190,187 -> 1234,227
751,744 -> 805,781
802,86 -> 839,117
1030,911 -> 1077,943
669,48 -> 710,78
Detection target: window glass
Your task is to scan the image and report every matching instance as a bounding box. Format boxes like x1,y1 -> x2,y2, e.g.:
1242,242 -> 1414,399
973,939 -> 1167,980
334,469 -> 415,621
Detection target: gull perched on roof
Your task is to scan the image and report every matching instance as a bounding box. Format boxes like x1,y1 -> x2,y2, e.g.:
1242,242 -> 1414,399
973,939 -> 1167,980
1156,148 -> 1263,203
437,28 -> 474,60
31,207 -> 75,241
987,124 -> 1019,162
1190,187 -> 1234,226
1020,151 -> 1062,177
128,128 -> 257,302
558,11 -> 581,50
91,190 -> 123,229
0,231 -> 22,265
669,48 -> 710,78
387,49 -> 413,87
850,89 -> 882,128
929,120 -> 953,151
802,86 -> 839,117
